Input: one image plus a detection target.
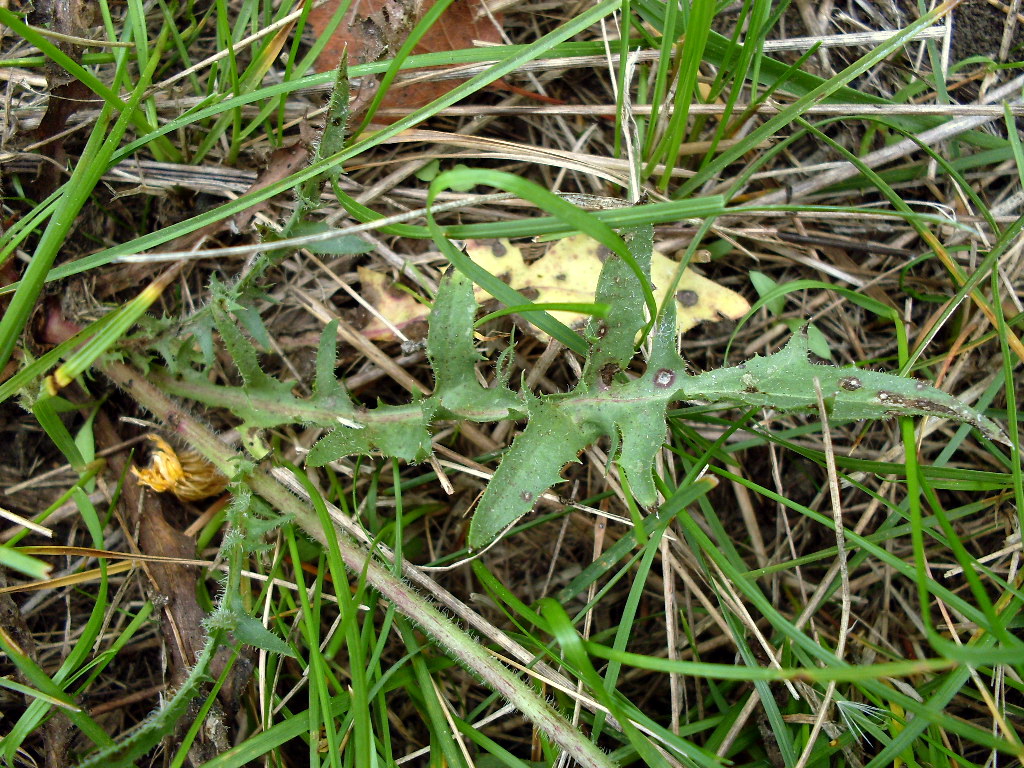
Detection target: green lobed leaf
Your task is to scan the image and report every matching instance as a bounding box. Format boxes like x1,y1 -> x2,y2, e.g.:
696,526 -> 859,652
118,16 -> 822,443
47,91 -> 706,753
211,303 -> 292,399
575,294 -> 685,512
607,311 -> 687,506
468,399 -> 598,550
684,329 -> 1007,444
469,232 -> 681,548
582,225 -> 654,381
231,303 -> 274,350
427,269 -> 520,419
316,57 -> 350,184
305,401 -> 435,466
214,595 -> 294,657
311,320 -> 355,413
210,302 -> 297,457
579,234 -> 687,507
231,611 -> 294,656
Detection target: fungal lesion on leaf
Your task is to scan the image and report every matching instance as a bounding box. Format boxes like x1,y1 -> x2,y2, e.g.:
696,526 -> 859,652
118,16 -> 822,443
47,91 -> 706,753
676,290 -> 699,307
838,376 -> 862,391
910,399 -> 958,417
599,363 -> 620,388
652,368 -> 676,388
876,390 -> 904,405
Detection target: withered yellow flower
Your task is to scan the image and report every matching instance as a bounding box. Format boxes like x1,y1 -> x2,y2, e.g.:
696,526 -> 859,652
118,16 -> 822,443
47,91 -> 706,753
133,435 -> 229,502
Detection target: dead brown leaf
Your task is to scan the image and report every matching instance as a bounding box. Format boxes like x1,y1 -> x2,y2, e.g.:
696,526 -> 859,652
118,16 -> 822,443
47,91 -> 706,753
308,0 -> 503,122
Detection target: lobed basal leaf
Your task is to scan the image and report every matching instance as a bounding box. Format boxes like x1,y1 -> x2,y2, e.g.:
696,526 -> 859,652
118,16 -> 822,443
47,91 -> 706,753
582,225 -> 653,378
305,401 -> 435,465
428,268 -> 520,419
599,309 -> 687,508
308,270 -> 520,469
685,330 -> 1007,444
468,399 -> 598,550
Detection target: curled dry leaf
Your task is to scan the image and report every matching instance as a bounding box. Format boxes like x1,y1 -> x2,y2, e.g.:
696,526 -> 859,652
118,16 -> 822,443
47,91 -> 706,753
133,435 -> 229,502
360,235 -> 750,340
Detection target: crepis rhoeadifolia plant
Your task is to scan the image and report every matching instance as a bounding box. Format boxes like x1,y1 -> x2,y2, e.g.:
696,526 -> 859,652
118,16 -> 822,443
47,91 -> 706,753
146,222 -> 1005,552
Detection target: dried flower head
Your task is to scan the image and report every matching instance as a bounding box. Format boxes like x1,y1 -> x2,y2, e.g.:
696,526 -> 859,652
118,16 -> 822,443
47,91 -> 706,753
132,435 -> 228,502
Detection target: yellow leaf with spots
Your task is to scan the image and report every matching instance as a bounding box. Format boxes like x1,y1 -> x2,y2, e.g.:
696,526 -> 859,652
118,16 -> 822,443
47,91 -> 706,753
357,235 -> 749,340
464,235 -> 749,336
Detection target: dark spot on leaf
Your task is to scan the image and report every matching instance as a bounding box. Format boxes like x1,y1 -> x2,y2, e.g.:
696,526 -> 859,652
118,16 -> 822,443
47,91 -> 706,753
743,384 -> 759,393
520,287 -> 539,301
653,369 -> 675,388
521,491 -> 533,502
676,290 -> 699,307
491,241 -> 507,257
877,391 -> 906,406
498,272 -> 512,283
597,245 -> 612,262
600,363 -> 619,387
911,399 -> 957,416
838,376 -> 862,391
556,273 -> 567,281
595,322 -> 608,339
